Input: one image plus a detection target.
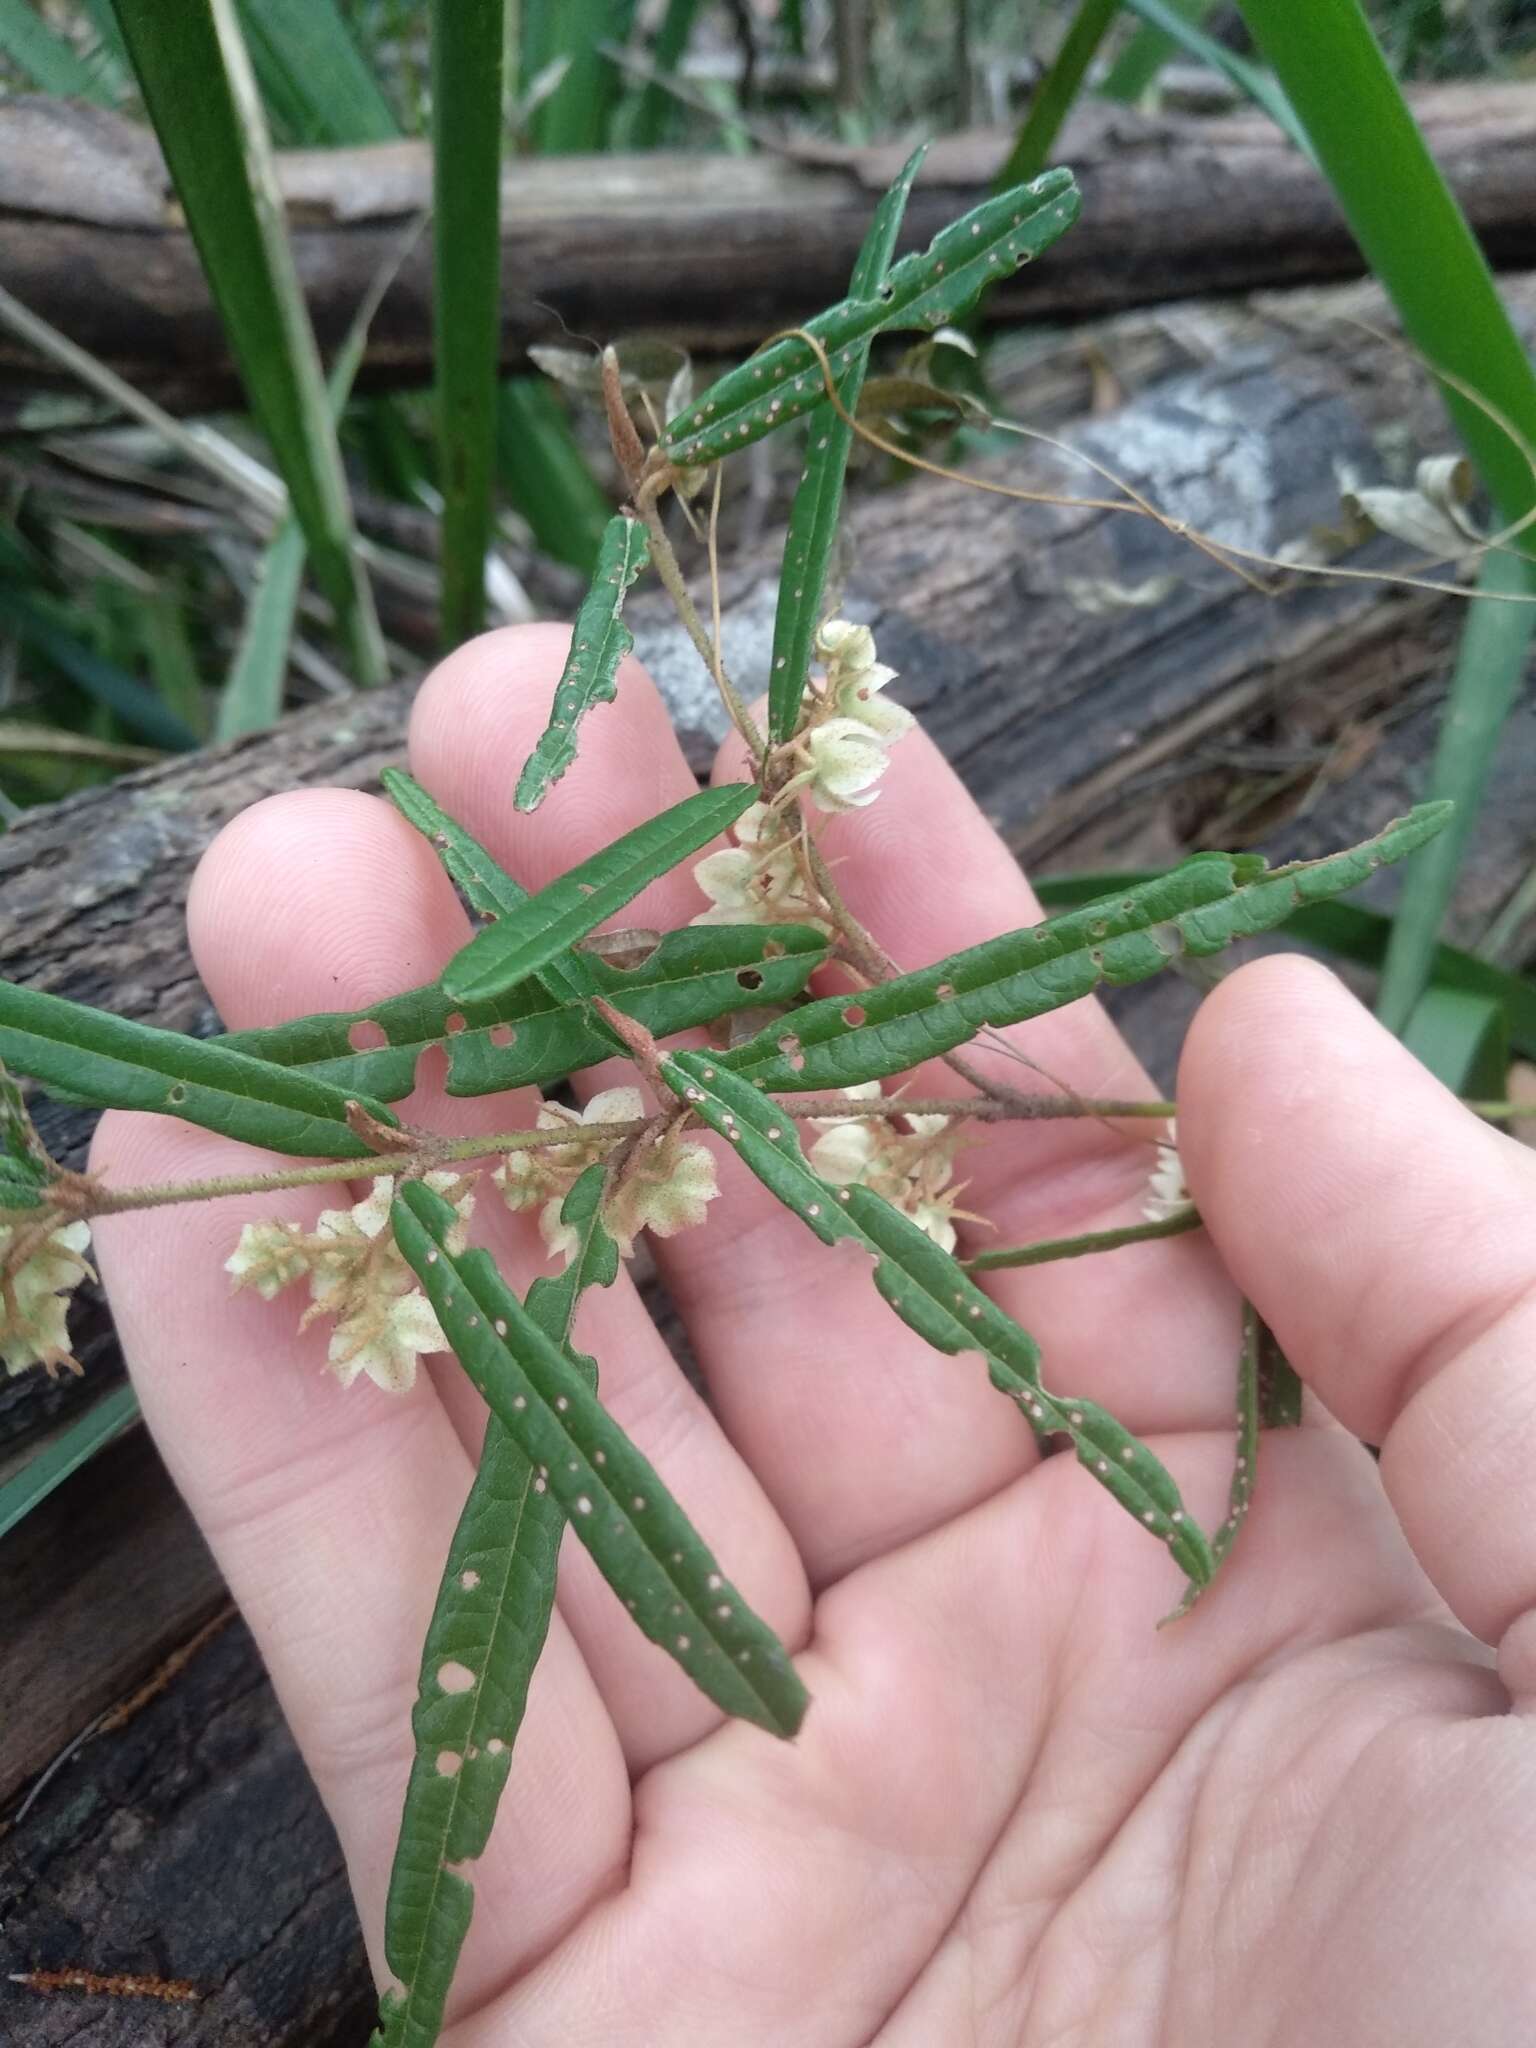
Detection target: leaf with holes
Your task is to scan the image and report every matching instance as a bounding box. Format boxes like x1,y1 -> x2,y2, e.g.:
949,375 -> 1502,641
766,147 -> 924,743
515,516 -> 651,811
0,1056 -> 48,1211
219,923 -> 827,1101
375,1172 -> 615,2048
665,1050 -> 1214,1595
0,980 -> 396,1160
725,806 -> 1452,1092
440,784 -> 758,1004
393,1179 -> 808,1736
662,168 -> 1080,466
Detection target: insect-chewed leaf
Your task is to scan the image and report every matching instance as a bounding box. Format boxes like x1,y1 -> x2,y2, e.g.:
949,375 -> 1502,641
393,1180 -> 809,1737
0,979 -> 396,1159
440,784 -> 758,1004
220,924 -> 828,1101
1166,1301 -> 1268,1625
0,1056 -> 49,1211
662,167 -> 1080,466
515,516 -> 650,811
376,1172 -> 616,2048
766,146 -> 924,744
725,807 -> 1452,1092
665,1052 -> 1214,1594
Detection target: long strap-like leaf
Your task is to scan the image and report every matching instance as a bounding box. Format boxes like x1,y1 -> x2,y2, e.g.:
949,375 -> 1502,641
0,979 -> 397,1160
440,784 -> 757,1003
393,1180 -> 809,1737
724,807 -> 1451,1093
374,1171 -> 615,2048
766,147 -> 925,743
665,1050 -> 1214,1594
515,515 -> 651,810
663,169 -> 1080,466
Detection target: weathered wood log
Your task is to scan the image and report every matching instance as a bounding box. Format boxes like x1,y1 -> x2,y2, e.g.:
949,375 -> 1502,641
3,279 -> 1536,2043
5,85 -> 1536,418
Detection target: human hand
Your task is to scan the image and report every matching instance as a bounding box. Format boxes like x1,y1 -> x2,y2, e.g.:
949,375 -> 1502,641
92,625 -> 1536,2045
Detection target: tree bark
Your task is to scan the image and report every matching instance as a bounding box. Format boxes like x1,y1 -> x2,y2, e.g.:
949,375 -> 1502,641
3,277 -> 1535,2043
4,84 -> 1536,418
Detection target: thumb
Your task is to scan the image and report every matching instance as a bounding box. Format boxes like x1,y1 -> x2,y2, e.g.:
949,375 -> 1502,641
1179,956 -> 1536,1683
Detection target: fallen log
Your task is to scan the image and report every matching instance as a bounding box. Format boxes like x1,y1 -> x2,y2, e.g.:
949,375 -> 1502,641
3,278 -> 1535,2044
4,84 -> 1536,417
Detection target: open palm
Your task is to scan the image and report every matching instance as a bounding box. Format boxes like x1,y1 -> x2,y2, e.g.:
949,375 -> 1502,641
93,626 -> 1536,2046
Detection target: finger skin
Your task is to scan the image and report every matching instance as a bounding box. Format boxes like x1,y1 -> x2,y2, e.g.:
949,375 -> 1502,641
1180,955 -> 1536,1662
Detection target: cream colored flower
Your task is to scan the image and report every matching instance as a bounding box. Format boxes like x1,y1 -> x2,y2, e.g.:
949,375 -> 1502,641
1142,1124 -> 1192,1223
328,1288 -> 449,1395
224,1219 -> 310,1300
603,1123 -> 719,1259
689,804 -> 828,932
815,618 -> 878,672
808,1118 -> 878,1185
494,1090 -> 642,1212
804,716 -> 890,813
1,1218 -> 93,1376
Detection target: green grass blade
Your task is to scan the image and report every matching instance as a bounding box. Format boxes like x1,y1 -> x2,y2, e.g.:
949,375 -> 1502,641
666,1050 -> 1214,1596
235,0 -> 397,145
1402,984 -> 1510,1095
0,0 -> 116,99
432,0 -> 507,648
0,979 -> 397,1160
496,380 -> 610,576
135,590 -> 206,738
767,146 -> 924,744
515,515 -> 650,811
219,922 -> 827,1101
0,1384 -> 141,1543
631,0 -> 703,147
526,0 -> 636,152
724,808 -> 1450,1093
376,1169 -> 614,2048
1102,0 -> 1218,102
441,785 -> 757,1003
995,0 -> 1118,189
113,0 -> 385,687
1126,0 -> 1309,151
1376,549 -> 1536,1032
0,588 -> 198,752
664,170 -> 1082,466
393,1178 -> 809,1737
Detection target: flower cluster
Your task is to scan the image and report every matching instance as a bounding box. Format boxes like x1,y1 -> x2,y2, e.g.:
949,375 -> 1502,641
789,619 -> 914,815
808,1084 -> 968,1251
1,1217 -> 93,1376
494,1087 -> 719,1262
690,801 -> 828,932
226,1171 -> 475,1394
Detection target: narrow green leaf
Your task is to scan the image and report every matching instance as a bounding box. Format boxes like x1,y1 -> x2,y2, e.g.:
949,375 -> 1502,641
393,1179 -> 809,1737
135,590 -> 206,738
725,807 -> 1451,1093
766,147 -> 924,744
1167,1300 -> 1264,1621
1,588 -> 198,753
0,0 -> 116,99
219,922 -> 827,1101
0,1384 -> 141,1543
1033,869 -> 1536,1060
0,980 -> 396,1160
663,169 -> 1082,466
994,0 -> 1117,190
525,0 -> 636,152
375,1173 -> 614,2048
631,0 -> 704,147
441,784 -> 757,1003
666,1050 -> 1214,1594
1402,985 -> 1510,1097
967,1207 -> 1202,1272
1124,0 -> 1310,153
113,0 -> 385,686
1257,1318 -> 1304,1431
1102,0 -> 1219,103
235,0 -> 397,145
515,516 -> 651,810
432,0 -> 506,648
